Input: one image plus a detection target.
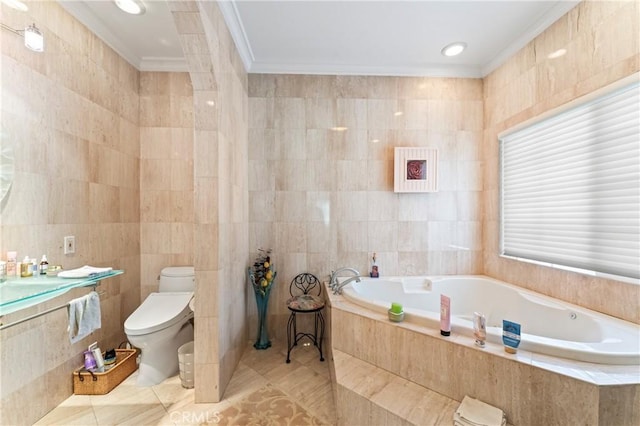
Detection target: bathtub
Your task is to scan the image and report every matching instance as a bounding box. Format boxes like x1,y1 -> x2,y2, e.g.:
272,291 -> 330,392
340,275 -> 640,365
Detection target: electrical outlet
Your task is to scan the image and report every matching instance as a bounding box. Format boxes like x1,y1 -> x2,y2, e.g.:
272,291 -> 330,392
64,236 -> 75,255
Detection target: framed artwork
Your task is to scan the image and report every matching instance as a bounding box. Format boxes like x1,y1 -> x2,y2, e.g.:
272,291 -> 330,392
394,147 -> 438,192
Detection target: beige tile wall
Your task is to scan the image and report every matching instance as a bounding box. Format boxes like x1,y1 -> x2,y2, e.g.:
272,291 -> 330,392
139,72 -> 194,298
483,0 -> 640,324
0,1 -> 140,424
168,0 -> 249,403
248,75 -> 484,339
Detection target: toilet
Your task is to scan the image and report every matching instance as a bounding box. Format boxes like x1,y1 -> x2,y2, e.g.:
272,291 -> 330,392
124,266 -> 195,386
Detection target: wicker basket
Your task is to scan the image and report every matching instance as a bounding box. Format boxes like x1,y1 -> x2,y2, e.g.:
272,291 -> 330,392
73,349 -> 138,395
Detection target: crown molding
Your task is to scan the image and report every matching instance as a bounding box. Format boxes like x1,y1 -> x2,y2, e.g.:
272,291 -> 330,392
60,0 -> 187,72
59,0 -> 141,70
218,0 -> 254,73
481,0 -> 581,76
249,61 -> 483,79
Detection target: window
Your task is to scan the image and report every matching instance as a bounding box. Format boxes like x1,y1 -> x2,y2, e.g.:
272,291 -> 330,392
500,75 -> 640,281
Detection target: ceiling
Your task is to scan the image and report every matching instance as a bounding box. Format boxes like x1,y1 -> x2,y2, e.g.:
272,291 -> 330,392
59,0 -> 581,78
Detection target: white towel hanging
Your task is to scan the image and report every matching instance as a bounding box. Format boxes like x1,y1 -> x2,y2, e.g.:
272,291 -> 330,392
68,291 -> 101,343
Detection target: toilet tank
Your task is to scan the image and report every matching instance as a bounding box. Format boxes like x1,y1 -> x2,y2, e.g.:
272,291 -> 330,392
159,266 -> 195,292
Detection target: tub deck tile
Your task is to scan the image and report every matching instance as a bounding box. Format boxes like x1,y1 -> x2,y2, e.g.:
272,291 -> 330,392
408,392 -> 459,426
334,350 -> 397,399
336,384 -> 373,425
333,350 -> 378,390
370,376 -> 427,419
334,349 -> 457,425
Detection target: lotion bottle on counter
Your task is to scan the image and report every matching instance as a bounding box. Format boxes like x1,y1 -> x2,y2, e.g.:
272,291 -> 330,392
31,259 -> 38,277
6,251 -> 17,277
20,256 -> 32,277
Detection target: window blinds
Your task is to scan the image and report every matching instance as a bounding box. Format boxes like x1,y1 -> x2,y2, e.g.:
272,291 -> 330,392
500,79 -> 640,280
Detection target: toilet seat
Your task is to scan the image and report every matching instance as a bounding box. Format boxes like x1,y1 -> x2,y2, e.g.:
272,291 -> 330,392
124,292 -> 193,336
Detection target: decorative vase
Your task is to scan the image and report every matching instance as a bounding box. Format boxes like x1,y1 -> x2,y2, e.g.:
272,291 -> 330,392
253,286 -> 272,350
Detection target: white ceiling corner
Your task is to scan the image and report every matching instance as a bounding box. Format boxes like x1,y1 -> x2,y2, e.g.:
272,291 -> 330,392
60,0 -> 188,72
59,0 -> 142,69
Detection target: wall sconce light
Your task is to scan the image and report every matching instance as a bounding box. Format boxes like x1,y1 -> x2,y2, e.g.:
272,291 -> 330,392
0,22 -> 44,52
24,23 -> 43,52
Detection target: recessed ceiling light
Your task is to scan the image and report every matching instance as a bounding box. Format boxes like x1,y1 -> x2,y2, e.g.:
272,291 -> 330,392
114,0 -> 145,15
441,42 -> 467,57
394,111 -> 404,117
330,126 -> 348,132
2,0 -> 28,11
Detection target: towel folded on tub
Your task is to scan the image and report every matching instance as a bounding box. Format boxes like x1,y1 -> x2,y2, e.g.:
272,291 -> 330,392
454,396 -> 506,426
68,291 -> 101,343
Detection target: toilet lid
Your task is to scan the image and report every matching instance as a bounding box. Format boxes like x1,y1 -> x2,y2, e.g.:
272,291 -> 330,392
124,292 -> 193,336
161,266 -> 194,277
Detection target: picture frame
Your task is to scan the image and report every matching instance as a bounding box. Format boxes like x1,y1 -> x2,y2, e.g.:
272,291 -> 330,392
393,147 -> 438,193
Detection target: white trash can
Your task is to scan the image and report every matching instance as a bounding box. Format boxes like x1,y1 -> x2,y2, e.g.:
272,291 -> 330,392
178,341 -> 194,389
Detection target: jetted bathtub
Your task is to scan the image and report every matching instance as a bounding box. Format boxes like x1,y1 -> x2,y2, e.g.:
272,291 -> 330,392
340,275 -> 640,365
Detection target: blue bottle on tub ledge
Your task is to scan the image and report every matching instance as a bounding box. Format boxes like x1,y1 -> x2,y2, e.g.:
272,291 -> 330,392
370,252 -> 379,278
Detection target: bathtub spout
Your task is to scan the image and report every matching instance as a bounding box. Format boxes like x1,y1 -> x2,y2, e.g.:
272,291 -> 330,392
333,275 -> 361,295
329,267 -> 361,293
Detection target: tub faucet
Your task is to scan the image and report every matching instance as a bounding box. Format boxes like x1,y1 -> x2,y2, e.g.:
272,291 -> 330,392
329,267 -> 361,295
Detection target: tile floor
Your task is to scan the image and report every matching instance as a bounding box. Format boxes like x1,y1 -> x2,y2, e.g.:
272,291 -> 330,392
36,340 -> 335,425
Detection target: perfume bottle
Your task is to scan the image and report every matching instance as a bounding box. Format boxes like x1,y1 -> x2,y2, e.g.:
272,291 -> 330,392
370,252 -> 379,278
39,255 -> 48,275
